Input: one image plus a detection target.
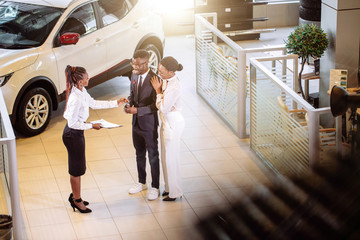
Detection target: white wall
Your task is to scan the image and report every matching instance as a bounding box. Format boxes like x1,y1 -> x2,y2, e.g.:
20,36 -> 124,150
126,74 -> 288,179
319,0 -> 360,109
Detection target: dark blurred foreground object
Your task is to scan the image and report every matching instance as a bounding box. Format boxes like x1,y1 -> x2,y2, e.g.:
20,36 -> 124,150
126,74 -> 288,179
196,157 -> 360,240
330,85 -> 360,161
330,86 -> 360,117
0,215 -> 12,240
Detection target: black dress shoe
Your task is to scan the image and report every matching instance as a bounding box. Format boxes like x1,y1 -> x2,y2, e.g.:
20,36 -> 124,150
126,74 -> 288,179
163,196 -> 176,201
162,191 -> 169,197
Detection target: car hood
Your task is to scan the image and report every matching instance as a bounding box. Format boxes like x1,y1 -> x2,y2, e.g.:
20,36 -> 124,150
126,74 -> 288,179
0,48 -> 39,76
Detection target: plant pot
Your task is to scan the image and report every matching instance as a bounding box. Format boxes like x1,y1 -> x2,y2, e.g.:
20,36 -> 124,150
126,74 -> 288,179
0,215 -> 12,240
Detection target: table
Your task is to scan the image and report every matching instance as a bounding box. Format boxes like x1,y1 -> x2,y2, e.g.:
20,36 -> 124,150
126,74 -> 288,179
302,72 -> 319,101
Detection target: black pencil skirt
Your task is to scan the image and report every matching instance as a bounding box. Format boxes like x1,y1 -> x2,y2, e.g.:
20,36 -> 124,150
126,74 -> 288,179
62,124 -> 86,177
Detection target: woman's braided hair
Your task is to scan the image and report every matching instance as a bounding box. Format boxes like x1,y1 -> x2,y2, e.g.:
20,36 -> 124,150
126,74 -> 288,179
64,65 -> 86,110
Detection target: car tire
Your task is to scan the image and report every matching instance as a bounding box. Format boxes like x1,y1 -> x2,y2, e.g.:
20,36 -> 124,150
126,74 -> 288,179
299,6 -> 321,22
142,43 -> 161,73
16,87 -> 52,136
300,0 -> 321,9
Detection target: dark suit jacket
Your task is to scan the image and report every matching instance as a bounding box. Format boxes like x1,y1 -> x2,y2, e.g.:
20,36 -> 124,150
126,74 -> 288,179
129,70 -> 159,131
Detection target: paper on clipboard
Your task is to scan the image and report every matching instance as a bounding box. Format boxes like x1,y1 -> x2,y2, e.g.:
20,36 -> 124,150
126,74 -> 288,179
90,119 -> 122,129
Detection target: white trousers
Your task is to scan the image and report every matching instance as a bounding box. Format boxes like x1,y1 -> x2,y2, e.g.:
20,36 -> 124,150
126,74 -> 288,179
160,111 -> 185,198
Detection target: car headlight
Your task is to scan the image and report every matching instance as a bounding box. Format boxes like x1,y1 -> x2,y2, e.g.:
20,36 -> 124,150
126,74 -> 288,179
0,73 -> 14,87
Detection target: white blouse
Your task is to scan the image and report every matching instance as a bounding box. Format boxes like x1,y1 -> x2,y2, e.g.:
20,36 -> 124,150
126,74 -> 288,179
64,87 -> 118,130
155,75 -> 182,113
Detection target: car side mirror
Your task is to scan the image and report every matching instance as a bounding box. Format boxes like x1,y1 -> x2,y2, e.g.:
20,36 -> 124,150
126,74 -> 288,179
60,32 -> 80,45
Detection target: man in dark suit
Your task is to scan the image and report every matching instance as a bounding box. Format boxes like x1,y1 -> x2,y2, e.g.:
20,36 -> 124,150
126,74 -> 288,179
125,50 -> 160,200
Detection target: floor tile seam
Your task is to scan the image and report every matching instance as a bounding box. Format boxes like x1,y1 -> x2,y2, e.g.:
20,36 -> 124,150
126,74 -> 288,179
85,168 -> 115,205
196,174 -> 233,193
17,157 -> 52,169
152,207 -> 199,231
112,212 -> 166,236
195,157 -> 236,164
22,195 -> 67,211
181,174 -> 220,191
180,160 -> 201,166
218,187 -> 247,204
183,188 -> 228,199
69,216 -> 120,240
181,135 -> 223,143
197,159 -> 246,175
16,152 -> 49,161
209,174 -> 257,190
186,187 -> 232,208
113,145 -> 136,159
18,175 -> 61,189
244,171 -> 272,186
25,219 -> 36,240
222,147 -> 255,170
20,200 -> 34,240
184,145 -> 225,152
88,169 -> 130,176
26,207 -> 73,230
87,158 -> 129,172
146,196 -> 193,214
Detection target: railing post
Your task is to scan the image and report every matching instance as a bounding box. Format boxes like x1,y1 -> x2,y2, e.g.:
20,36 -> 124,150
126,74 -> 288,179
238,50 -> 247,138
293,56 -> 299,93
249,63 -> 257,148
335,115 -> 342,160
308,111 -> 320,169
8,140 -> 24,239
272,60 -> 276,72
282,49 -> 287,82
293,56 -> 299,109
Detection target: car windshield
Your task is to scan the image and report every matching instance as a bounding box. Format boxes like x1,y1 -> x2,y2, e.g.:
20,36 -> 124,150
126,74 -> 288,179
0,1 -> 63,49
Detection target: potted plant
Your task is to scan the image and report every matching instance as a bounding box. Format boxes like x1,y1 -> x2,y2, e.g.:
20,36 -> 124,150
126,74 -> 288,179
285,23 -> 329,100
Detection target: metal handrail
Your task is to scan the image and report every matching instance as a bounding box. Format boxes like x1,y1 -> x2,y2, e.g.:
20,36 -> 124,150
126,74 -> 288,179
195,13 -> 287,138
250,55 -> 342,169
0,89 -> 22,239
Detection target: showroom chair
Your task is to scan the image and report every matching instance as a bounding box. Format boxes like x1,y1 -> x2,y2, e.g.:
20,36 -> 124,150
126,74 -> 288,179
277,96 -> 307,126
275,96 -> 309,152
209,42 -> 250,98
304,113 -> 336,148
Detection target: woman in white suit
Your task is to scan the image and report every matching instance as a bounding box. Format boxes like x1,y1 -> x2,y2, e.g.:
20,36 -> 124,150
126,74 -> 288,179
151,56 -> 185,201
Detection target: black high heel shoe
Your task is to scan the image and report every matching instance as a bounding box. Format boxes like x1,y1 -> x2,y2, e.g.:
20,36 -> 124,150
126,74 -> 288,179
70,198 -> 92,213
69,193 -> 89,206
162,191 -> 169,197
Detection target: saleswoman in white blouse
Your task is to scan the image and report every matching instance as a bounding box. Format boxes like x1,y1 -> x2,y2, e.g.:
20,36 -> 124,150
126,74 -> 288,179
63,65 -> 128,213
150,57 -> 185,201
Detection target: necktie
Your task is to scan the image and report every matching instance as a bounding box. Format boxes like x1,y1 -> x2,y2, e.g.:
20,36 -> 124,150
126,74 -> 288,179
137,76 -> 142,94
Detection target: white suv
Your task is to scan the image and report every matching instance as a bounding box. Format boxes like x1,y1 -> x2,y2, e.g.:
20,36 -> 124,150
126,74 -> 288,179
0,0 -> 164,136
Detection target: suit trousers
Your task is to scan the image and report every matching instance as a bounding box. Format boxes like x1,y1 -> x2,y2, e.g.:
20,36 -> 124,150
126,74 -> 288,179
132,125 -> 160,189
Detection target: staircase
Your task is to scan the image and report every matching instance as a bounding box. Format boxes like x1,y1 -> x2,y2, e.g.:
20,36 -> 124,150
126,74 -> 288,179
197,159 -> 360,239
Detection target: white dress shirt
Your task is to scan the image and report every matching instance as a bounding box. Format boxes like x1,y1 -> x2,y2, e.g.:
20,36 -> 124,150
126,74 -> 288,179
155,75 -> 182,113
139,69 -> 149,87
64,87 -> 118,130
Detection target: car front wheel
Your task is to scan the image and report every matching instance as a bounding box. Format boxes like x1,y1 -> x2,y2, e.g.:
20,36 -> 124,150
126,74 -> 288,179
143,43 -> 161,73
16,87 -> 52,136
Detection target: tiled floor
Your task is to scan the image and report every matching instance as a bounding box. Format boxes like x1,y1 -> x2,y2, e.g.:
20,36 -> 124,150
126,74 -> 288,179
14,35 -> 274,240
